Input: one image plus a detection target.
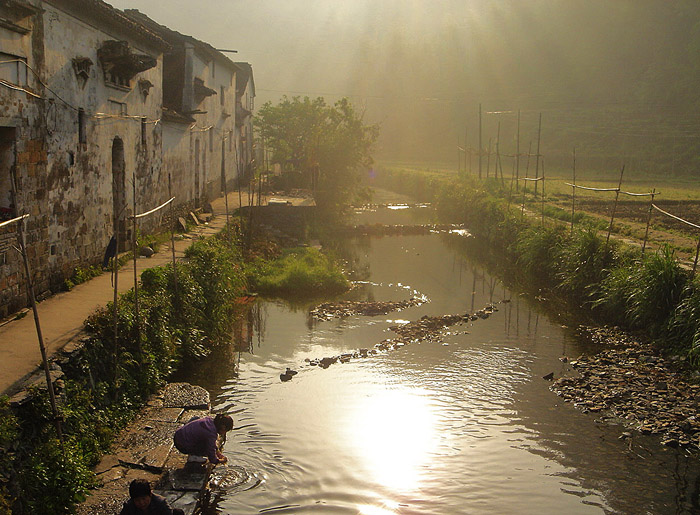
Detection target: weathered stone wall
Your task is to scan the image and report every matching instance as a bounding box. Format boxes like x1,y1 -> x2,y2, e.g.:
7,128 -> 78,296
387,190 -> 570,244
41,2 -> 164,277
0,2 -> 49,317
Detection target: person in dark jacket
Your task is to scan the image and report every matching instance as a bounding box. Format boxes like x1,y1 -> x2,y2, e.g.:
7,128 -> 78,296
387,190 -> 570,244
173,413 -> 233,465
119,479 -> 183,515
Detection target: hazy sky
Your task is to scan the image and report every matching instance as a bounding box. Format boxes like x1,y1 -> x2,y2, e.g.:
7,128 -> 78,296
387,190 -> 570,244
106,1 -> 699,165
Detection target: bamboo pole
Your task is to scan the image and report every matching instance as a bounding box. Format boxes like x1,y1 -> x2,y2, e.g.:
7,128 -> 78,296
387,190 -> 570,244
222,139 -> 231,244
534,113 -> 542,196
464,126 -> 468,175
606,164 -> 625,244
478,103 -> 482,180
641,188 -> 656,255
516,110 -> 520,192
524,141 -> 532,193
112,206 -> 120,392
486,137 -> 492,179
693,235 -> 700,275
10,171 -> 63,443
131,178 -> 141,360
571,148 -> 576,233
496,121 -> 504,186
541,158 -> 546,227
168,174 -> 178,299
457,134 -> 461,175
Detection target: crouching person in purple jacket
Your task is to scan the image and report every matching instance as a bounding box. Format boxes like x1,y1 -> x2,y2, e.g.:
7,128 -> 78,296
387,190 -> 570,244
173,413 -> 234,465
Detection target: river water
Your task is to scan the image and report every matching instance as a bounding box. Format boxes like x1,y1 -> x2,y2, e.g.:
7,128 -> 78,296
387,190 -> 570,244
188,191 -> 699,515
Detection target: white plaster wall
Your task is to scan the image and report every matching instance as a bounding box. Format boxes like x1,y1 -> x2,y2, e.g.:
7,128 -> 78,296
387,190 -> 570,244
41,3 -> 164,272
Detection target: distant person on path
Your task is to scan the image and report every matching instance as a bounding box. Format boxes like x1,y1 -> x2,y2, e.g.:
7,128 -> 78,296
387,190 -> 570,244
119,478 -> 184,515
173,413 -> 233,465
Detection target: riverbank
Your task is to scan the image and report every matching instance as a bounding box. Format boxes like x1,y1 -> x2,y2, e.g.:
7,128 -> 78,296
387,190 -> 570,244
0,190 -> 344,514
369,172 -> 700,451
76,382 -> 213,515
552,326 -> 700,449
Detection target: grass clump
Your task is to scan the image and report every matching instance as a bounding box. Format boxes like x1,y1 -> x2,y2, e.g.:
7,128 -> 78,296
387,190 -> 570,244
248,247 -> 350,297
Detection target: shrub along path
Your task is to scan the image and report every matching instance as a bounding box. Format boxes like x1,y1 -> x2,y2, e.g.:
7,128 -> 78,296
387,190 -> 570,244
0,190 -> 294,396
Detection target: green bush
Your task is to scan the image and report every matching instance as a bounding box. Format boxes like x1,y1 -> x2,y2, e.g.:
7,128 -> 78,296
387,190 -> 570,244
248,247 -> 350,297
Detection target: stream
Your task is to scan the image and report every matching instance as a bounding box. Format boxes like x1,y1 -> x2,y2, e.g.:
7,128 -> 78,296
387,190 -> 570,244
185,190 -> 700,514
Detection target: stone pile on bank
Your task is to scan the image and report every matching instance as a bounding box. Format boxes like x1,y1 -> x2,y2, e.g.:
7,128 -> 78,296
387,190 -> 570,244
309,298 -> 427,320
292,304 -> 499,375
551,327 -> 700,448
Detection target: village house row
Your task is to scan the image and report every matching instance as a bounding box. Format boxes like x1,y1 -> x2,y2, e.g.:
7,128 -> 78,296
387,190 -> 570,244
0,0 -> 255,318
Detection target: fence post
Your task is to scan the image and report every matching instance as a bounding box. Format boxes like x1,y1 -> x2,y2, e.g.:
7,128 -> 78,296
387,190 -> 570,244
571,148 -> 576,233
131,178 -> 142,360
606,164 -> 625,244
541,159 -> 546,227
112,209 -> 120,395
168,174 -> 178,299
693,235 -> 700,276
641,188 -> 656,255
516,110 -> 520,192
9,170 -> 63,442
486,137 -> 492,179
478,103 -> 483,180
534,113 -> 542,196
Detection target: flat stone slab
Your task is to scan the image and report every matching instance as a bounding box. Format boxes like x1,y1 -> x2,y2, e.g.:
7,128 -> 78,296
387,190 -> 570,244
144,406 -> 184,422
94,454 -> 120,475
163,382 -> 209,409
114,420 -> 179,472
157,489 -> 200,515
179,408 -> 209,423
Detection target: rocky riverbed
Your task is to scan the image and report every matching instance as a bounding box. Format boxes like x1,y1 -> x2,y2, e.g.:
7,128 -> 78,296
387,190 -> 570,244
309,298 -> 427,320
551,326 -> 700,449
284,304 -> 499,376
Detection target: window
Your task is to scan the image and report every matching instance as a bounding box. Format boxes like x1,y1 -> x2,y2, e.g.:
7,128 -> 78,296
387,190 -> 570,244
220,86 -> 225,106
141,117 -> 147,146
0,52 -> 27,86
108,99 -> 127,116
78,108 -> 87,145
209,129 -> 213,152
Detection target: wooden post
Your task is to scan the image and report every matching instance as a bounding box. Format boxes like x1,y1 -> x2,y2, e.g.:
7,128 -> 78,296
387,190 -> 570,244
496,121 -> 504,186
693,235 -> 700,276
534,112 -> 542,196
457,134 -> 462,175
168,174 -> 178,299
464,126 -> 468,175
131,178 -> 141,360
478,103 -> 483,180
112,205 -> 120,392
641,188 -> 656,255
516,110 -> 520,192
524,141 -> 532,193
222,138 -> 231,244
571,148 -> 576,233
606,164 -> 625,244
486,137 -> 492,179
541,158 -> 546,227
10,171 -> 63,443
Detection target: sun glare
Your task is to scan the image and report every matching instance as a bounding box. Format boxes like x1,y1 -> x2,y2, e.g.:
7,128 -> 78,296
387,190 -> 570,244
347,387 -> 439,493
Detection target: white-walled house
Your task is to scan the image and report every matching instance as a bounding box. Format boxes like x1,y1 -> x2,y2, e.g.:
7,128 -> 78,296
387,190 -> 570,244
124,10 -> 243,210
0,0 -> 167,317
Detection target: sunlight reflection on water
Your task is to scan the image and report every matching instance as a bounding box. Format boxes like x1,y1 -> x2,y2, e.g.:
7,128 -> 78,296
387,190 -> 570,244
345,387 -> 438,493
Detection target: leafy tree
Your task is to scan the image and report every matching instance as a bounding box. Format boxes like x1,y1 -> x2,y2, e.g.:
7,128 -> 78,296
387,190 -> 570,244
255,96 -> 379,211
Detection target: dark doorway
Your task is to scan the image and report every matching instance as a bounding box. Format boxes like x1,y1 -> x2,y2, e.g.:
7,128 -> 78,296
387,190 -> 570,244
111,136 -> 126,247
194,138 -> 200,208
0,127 -> 17,221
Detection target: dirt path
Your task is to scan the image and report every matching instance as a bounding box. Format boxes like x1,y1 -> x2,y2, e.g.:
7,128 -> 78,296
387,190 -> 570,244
0,190 -> 305,396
